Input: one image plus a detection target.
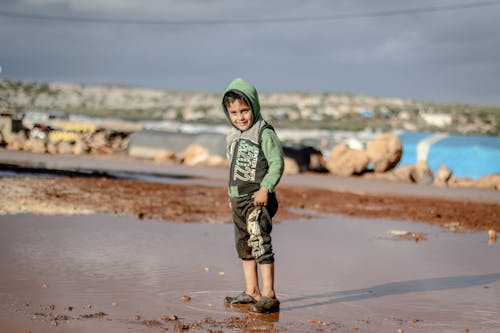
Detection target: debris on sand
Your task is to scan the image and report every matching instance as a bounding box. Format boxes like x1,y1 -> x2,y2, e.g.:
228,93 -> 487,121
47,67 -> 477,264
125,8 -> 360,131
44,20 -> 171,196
386,230 -> 427,242
141,319 -> 162,327
42,283 -> 49,288
161,314 -> 178,322
488,229 -> 497,241
179,295 -> 191,302
443,222 -> 462,232
79,312 -> 107,319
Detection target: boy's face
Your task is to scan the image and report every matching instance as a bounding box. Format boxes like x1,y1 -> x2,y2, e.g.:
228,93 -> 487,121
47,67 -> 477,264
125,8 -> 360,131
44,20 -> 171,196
227,99 -> 253,131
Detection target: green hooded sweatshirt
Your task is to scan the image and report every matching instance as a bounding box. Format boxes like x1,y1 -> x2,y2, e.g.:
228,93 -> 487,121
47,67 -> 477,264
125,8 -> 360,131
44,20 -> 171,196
222,78 -> 284,198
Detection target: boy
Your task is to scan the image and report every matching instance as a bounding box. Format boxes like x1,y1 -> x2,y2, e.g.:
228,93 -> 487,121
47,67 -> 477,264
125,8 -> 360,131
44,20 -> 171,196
222,78 -> 284,314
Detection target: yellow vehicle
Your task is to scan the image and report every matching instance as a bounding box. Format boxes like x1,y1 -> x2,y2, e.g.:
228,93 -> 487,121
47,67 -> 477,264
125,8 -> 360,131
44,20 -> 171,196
48,121 -> 97,142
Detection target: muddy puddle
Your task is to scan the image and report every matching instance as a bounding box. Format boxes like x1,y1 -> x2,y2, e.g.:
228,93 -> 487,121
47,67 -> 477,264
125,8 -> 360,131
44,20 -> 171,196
0,214 -> 499,332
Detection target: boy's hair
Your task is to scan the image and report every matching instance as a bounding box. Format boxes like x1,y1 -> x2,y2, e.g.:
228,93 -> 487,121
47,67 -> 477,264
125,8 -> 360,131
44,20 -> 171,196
223,90 -> 251,109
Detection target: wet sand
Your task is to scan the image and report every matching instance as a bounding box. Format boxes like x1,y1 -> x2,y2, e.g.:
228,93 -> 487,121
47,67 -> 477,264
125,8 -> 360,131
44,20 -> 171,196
1,176 -> 499,231
1,214 -> 499,332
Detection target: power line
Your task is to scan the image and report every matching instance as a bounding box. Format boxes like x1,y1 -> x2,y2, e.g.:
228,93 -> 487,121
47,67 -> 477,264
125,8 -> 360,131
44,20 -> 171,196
0,1 -> 499,25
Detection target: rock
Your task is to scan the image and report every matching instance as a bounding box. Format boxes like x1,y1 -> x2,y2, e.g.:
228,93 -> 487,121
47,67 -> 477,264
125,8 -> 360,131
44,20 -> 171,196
161,315 -> 178,322
88,131 -> 108,150
392,164 -> 415,182
110,136 -> 123,151
179,295 -> 191,302
46,141 -> 58,154
488,229 -> 497,240
6,131 -> 26,151
153,150 -> 177,163
283,144 -> 327,172
6,139 -> 24,150
57,141 -> 74,155
411,161 -> 434,184
474,174 -> 500,190
326,143 -> 369,176
284,156 -> 300,175
23,138 -> 46,153
73,139 -> 89,155
448,176 -> 475,189
309,152 -> 327,172
120,136 -> 130,151
182,144 -> 225,166
366,133 -> 402,172
433,164 -> 453,187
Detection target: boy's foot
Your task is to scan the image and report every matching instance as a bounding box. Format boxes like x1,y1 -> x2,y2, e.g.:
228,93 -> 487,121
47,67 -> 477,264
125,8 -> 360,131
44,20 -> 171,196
249,297 -> 280,313
224,292 -> 257,305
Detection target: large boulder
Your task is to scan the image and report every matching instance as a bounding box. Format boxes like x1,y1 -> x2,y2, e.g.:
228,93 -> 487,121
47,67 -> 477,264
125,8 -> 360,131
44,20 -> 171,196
391,164 -> 415,182
182,144 -> 225,166
57,141 -> 74,155
410,161 -> 434,185
73,139 -> 90,155
448,176 -> 475,189
153,149 -> 177,163
474,174 -> 500,190
326,143 -> 369,176
433,164 -> 453,187
283,144 -> 327,172
283,157 -> 300,175
88,131 -> 108,150
46,141 -> 58,154
23,138 -> 46,154
366,133 -> 402,172
6,131 -> 26,151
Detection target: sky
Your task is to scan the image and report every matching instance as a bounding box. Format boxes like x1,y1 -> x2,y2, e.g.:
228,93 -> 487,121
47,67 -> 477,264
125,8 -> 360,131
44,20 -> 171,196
1,0 -> 500,106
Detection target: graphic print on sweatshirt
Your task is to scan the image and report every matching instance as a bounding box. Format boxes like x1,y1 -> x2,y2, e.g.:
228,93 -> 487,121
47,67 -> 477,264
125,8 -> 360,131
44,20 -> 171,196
233,140 -> 259,182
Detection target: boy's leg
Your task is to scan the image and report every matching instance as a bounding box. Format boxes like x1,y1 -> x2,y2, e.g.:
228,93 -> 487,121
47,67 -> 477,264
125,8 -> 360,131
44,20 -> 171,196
260,263 -> 276,299
242,260 -> 261,300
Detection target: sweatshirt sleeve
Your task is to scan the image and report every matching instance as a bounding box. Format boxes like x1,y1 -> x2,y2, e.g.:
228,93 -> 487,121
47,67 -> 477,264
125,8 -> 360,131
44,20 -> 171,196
260,128 -> 285,192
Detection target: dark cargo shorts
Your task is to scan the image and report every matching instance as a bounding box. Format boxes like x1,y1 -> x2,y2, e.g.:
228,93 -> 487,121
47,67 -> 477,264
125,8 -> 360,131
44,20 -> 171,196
230,193 -> 278,264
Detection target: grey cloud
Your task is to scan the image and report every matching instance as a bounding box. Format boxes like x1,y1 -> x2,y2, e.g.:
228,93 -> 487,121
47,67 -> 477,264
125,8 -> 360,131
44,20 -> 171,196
1,0 -> 500,104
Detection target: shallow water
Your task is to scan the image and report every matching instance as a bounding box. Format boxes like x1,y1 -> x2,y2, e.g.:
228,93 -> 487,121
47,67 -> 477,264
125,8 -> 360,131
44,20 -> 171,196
0,214 -> 499,332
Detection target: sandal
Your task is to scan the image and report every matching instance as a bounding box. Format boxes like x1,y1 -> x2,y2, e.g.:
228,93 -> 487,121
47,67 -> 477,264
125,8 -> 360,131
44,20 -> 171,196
224,292 -> 257,305
250,296 -> 280,313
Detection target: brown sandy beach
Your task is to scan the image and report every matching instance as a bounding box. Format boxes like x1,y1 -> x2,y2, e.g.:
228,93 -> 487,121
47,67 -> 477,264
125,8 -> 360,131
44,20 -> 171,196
1,151 -> 499,332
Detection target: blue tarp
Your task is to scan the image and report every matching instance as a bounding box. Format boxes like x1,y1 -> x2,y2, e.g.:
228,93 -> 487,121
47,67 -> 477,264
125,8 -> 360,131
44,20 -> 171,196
398,132 -> 500,179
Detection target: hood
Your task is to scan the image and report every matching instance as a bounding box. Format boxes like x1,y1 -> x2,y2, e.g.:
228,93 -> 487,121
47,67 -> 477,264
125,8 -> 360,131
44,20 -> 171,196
222,78 -> 261,129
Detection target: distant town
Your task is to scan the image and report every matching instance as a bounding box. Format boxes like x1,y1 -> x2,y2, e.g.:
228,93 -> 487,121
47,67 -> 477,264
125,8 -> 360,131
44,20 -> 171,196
0,79 -> 499,136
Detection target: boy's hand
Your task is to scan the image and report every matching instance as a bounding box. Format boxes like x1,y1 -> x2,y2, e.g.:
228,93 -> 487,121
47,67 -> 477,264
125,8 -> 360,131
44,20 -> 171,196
252,186 -> 269,207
